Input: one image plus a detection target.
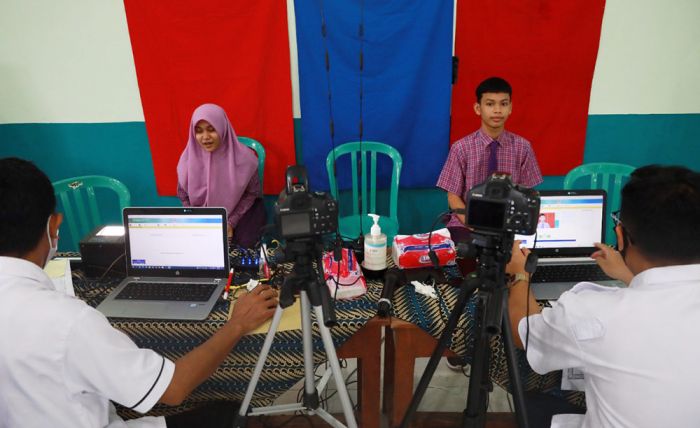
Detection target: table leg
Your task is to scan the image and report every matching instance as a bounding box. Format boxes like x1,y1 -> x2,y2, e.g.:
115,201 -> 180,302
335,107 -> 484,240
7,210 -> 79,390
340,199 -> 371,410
385,320 -> 457,428
337,317 -> 385,428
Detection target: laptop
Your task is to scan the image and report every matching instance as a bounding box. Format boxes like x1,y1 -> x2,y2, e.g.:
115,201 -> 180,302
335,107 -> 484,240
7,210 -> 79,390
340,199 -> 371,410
514,190 -> 625,300
96,207 -> 228,320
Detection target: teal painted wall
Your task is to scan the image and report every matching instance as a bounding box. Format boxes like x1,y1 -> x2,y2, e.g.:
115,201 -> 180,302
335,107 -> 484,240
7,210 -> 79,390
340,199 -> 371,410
2,114 -> 699,249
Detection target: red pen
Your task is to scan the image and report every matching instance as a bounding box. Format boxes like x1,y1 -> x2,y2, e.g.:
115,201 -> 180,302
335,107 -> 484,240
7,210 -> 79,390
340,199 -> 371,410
223,268 -> 234,300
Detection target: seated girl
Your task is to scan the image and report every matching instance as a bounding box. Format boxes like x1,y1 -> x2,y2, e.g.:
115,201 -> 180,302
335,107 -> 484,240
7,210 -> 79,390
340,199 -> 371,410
177,103 -> 266,248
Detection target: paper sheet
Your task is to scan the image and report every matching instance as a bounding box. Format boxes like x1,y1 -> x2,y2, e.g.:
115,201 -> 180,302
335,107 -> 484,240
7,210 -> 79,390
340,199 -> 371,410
228,296 -> 302,335
44,259 -> 75,296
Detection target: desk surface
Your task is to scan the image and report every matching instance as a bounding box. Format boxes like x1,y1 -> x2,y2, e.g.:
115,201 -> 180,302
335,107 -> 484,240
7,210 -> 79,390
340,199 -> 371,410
72,263 -> 382,418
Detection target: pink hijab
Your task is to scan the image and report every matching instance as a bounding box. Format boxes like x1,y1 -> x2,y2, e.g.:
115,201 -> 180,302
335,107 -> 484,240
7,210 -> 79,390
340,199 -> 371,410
176,104 -> 258,215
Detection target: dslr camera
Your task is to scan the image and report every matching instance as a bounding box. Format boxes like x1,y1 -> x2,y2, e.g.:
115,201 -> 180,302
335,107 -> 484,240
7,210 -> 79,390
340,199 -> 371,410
467,173 -> 540,236
275,165 -> 338,239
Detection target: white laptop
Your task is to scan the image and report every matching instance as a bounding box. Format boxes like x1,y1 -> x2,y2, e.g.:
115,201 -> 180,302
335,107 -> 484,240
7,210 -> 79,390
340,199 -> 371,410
96,207 -> 228,320
515,190 -> 625,300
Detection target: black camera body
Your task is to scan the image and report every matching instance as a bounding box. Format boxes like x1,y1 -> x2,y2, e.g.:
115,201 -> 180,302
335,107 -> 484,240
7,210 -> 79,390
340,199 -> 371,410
467,173 -> 540,236
275,165 -> 338,239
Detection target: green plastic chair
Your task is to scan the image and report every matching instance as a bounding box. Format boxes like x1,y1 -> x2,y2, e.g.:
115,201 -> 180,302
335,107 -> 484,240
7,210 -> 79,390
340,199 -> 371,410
238,136 -> 266,193
52,175 -> 131,251
563,162 -> 635,244
326,141 -> 403,242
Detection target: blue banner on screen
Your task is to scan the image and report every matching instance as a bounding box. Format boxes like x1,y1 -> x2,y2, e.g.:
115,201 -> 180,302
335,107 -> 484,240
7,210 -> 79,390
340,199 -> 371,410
295,0 -> 453,191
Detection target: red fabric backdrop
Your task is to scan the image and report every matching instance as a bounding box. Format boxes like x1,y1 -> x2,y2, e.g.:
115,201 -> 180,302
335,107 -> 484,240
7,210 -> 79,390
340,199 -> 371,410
124,0 -> 295,195
451,0 -> 606,175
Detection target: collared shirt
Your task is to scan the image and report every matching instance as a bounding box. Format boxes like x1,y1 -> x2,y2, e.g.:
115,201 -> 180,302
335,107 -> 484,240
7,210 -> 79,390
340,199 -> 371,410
519,264 -> 700,428
0,256 -> 175,428
436,129 -> 543,228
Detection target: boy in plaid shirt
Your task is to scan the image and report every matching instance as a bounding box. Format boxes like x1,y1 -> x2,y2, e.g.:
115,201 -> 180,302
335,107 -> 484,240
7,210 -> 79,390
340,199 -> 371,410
437,77 -> 542,242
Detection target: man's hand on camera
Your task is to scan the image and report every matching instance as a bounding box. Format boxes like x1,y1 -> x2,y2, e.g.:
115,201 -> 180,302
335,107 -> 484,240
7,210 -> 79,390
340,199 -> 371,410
229,285 -> 278,333
591,243 -> 633,285
507,240 -> 530,275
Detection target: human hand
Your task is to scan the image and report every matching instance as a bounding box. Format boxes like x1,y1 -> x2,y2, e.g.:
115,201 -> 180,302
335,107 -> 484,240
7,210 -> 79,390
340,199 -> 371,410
591,243 -> 633,285
227,224 -> 233,239
229,285 -> 278,333
506,240 -> 530,275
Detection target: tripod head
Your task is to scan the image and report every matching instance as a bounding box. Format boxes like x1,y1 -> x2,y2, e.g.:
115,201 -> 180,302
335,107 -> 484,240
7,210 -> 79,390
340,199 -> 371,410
458,232 -> 513,278
279,237 -> 337,327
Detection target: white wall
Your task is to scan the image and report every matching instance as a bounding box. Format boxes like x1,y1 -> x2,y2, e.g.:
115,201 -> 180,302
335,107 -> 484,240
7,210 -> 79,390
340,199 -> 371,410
0,0 -> 143,122
1,0 -> 698,124
588,0 -> 700,114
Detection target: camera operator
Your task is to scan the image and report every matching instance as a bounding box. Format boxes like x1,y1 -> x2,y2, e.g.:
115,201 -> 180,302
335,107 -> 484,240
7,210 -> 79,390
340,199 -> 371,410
507,165 -> 700,427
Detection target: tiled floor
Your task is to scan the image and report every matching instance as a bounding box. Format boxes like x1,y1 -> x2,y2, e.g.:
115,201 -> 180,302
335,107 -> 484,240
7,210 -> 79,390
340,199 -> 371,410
266,356 -> 513,418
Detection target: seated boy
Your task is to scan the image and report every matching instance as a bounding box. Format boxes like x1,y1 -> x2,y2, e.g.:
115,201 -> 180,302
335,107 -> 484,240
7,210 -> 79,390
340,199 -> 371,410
437,76 -> 543,243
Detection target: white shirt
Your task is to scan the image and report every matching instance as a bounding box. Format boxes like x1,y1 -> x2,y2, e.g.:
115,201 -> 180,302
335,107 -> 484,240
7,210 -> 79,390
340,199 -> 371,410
0,257 -> 175,428
519,263 -> 700,428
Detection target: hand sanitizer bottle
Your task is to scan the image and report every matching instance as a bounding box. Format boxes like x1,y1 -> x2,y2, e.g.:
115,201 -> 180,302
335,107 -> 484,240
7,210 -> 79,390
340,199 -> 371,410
363,213 -> 387,273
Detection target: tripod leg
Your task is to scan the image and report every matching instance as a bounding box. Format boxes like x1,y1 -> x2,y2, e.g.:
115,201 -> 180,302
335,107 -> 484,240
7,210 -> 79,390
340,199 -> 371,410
234,304 -> 286,427
310,302 -> 359,428
463,292 -> 491,428
501,292 -> 530,428
299,291 -> 320,409
463,290 -> 531,428
399,277 -> 480,428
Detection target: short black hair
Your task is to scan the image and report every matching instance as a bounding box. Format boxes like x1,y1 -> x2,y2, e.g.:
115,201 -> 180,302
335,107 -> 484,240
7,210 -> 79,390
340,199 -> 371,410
0,158 -> 56,256
476,77 -> 512,103
620,165 -> 700,263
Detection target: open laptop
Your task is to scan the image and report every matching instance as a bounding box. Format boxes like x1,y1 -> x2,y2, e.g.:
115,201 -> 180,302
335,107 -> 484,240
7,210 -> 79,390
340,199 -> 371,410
96,207 -> 228,320
515,190 -> 625,300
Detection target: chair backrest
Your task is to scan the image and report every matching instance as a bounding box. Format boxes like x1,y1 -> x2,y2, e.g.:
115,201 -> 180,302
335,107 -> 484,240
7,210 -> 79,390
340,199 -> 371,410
325,141 -> 403,221
52,175 -> 131,251
563,162 -> 635,243
238,136 -> 266,193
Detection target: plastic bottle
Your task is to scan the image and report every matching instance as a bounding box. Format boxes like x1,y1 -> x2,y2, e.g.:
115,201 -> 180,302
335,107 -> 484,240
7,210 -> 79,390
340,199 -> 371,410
363,213 -> 387,273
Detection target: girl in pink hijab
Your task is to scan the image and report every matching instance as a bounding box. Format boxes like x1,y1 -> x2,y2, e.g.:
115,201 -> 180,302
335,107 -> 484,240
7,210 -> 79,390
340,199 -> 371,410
177,103 -> 266,247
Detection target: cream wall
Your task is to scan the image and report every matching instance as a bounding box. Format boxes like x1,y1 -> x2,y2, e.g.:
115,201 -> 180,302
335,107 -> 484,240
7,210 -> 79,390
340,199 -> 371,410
0,0 -> 142,122
0,0 -> 698,124
588,0 -> 700,114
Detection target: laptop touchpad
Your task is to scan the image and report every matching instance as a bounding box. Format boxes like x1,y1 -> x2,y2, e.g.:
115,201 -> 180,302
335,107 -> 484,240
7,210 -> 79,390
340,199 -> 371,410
123,302 -> 169,316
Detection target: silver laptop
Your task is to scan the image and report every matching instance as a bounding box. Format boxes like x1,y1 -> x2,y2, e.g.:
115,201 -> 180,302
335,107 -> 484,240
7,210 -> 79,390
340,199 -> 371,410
515,190 -> 625,300
96,207 -> 228,320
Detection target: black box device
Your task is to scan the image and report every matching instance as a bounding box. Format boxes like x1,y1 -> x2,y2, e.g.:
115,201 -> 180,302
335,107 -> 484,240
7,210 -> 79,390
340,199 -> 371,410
79,226 -> 126,278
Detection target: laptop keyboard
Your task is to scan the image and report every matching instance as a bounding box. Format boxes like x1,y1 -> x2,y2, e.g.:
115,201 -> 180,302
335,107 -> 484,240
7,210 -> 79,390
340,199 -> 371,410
531,264 -> 612,283
115,282 -> 217,302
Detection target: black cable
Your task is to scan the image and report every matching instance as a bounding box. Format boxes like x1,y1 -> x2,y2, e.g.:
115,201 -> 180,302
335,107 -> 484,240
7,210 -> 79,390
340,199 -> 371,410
318,0 -> 347,248
426,210 -> 455,279
318,0 -> 336,153
356,0 -> 366,238
98,252 -> 126,281
526,275 -> 532,355
427,210 -> 451,259
525,231 -> 537,355
532,230 -> 539,250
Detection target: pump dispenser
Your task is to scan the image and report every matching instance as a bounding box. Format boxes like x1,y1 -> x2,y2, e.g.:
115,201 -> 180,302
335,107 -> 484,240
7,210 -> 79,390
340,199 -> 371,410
362,214 -> 387,273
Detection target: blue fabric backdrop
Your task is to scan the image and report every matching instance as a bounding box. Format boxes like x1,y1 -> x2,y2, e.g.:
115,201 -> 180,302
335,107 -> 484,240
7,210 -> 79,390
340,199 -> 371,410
295,0 -> 453,191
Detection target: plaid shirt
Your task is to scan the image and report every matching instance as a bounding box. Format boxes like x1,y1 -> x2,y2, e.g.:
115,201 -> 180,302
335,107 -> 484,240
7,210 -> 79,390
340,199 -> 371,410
437,129 -> 543,228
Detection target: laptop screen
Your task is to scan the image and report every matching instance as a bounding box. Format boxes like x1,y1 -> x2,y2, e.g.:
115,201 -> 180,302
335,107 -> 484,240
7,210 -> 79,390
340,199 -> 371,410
515,190 -> 606,255
123,207 -> 228,277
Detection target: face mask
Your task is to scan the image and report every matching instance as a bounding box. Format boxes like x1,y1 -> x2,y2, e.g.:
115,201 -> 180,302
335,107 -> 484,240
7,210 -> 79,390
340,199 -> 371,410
44,216 -> 58,268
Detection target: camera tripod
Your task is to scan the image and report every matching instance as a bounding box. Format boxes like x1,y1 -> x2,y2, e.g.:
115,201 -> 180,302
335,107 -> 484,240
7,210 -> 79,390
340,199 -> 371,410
234,238 -> 358,428
399,233 -> 530,428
